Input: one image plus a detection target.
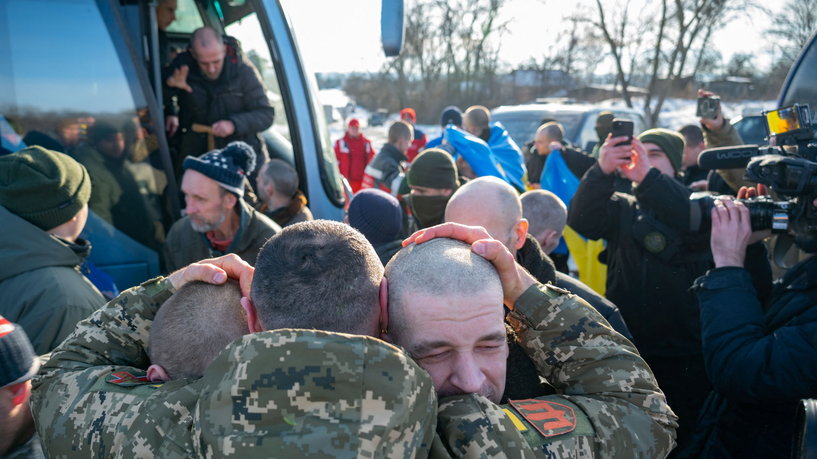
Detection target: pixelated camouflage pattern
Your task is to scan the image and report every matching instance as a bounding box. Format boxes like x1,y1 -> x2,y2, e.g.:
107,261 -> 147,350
496,283 -> 680,458
194,329 -> 437,458
31,277 -> 438,458
435,394 -> 537,458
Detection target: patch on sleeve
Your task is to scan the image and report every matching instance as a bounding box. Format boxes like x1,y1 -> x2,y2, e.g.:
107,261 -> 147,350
106,370 -> 158,387
509,399 -> 576,437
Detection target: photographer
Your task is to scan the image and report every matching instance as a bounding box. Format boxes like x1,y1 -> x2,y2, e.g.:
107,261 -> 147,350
568,128 -> 711,453
690,188 -> 817,458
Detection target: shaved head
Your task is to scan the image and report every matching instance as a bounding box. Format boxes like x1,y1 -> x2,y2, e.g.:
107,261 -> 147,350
190,27 -> 226,80
444,177 -> 523,251
384,238 -> 506,402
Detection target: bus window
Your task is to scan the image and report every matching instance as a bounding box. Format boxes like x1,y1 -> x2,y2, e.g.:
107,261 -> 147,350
166,0 -> 204,34
0,0 -> 167,254
224,13 -> 291,143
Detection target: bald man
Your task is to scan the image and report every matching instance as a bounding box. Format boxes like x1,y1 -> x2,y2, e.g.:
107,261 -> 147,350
165,26 -> 274,183
444,177 -> 631,341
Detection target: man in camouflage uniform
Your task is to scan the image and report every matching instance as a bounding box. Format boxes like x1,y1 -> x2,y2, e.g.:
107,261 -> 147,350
402,224 -> 678,458
30,254 -> 438,458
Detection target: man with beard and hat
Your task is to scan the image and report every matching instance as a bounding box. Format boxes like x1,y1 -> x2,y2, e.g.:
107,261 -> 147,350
163,141 -> 280,271
405,148 -> 460,232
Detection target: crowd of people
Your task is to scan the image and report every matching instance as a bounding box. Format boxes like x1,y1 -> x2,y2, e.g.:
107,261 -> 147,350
0,7 -> 815,456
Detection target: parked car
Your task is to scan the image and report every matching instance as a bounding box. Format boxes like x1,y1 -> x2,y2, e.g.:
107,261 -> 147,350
731,115 -> 767,145
491,103 -> 647,153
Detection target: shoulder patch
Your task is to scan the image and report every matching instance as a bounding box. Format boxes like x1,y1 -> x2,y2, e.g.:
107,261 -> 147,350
106,370 -> 160,388
509,399 -> 576,437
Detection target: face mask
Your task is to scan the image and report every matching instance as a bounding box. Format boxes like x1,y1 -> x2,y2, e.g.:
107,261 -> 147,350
410,195 -> 450,229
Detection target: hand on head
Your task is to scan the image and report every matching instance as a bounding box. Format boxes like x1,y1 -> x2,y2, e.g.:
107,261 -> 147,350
168,253 -> 254,297
404,223 -> 537,307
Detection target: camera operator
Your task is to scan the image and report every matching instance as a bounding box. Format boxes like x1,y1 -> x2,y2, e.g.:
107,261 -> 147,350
689,187 -> 817,458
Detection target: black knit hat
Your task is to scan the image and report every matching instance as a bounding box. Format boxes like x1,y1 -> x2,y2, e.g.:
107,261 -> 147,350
183,141 -> 256,196
407,148 -> 460,190
0,145 -> 91,230
0,316 -> 40,388
440,106 -> 463,128
348,189 -> 403,245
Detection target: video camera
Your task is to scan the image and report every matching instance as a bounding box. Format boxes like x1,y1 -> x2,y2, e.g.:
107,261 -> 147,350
691,104 -> 817,253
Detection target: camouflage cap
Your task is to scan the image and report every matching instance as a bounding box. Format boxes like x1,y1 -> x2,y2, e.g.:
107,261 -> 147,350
194,329 -> 438,458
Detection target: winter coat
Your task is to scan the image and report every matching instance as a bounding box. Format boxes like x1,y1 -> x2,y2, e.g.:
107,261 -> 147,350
334,133 -> 374,184
263,190 -> 313,228
516,234 -> 632,341
361,143 -> 406,195
0,206 -> 105,354
405,127 -> 427,163
167,37 -> 274,175
688,257 -> 817,458
163,199 -> 280,271
568,164 -> 709,358
74,145 -> 159,250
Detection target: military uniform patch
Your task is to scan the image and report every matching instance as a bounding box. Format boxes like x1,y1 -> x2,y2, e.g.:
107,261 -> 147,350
105,370 -> 157,387
509,399 -> 577,437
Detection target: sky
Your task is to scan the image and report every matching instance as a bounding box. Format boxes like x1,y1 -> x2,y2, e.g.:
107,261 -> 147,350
280,0 -> 780,75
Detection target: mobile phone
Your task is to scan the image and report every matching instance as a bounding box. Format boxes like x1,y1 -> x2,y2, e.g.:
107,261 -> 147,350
696,96 -> 720,119
610,118 -> 634,146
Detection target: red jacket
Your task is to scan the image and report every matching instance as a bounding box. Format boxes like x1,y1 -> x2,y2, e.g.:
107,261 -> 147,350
405,128 -> 427,163
334,133 -> 374,182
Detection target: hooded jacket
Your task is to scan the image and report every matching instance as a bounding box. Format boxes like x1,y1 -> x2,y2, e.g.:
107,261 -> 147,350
0,206 -> 105,354
163,199 -> 281,271
31,277 -> 439,458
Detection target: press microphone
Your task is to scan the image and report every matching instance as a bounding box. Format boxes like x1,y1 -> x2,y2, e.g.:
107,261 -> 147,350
697,145 -> 762,170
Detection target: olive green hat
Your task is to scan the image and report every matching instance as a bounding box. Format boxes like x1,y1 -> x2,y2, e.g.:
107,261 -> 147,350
638,128 -> 685,174
407,148 -> 460,190
0,145 -> 91,230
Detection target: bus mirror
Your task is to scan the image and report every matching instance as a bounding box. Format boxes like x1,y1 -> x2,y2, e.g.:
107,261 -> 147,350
381,0 -> 404,57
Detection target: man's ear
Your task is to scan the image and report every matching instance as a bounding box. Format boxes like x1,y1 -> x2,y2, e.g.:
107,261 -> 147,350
240,297 -> 265,333
514,218 -> 529,250
541,229 -> 559,254
7,382 -> 30,406
147,364 -> 170,382
379,278 -> 390,341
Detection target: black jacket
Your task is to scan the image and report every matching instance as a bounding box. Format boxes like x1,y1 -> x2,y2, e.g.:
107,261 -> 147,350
568,164 -> 709,358
168,37 -> 274,175
687,256 -> 815,458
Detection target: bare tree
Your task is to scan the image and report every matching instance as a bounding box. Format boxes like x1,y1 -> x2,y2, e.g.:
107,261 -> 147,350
768,0 -> 817,65
592,0 -> 755,126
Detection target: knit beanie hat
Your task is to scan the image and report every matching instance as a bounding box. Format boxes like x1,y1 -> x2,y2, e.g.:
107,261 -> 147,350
0,145 -> 91,230
0,316 -> 40,388
407,148 -> 460,190
439,106 -> 463,128
348,189 -> 403,245
638,128 -> 685,174
595,111 -> 615,140
183,141 -> 256,196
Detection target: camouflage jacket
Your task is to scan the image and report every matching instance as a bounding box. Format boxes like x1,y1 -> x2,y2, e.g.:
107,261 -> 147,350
432,283 -> 679,458
30,278 -> 438,458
